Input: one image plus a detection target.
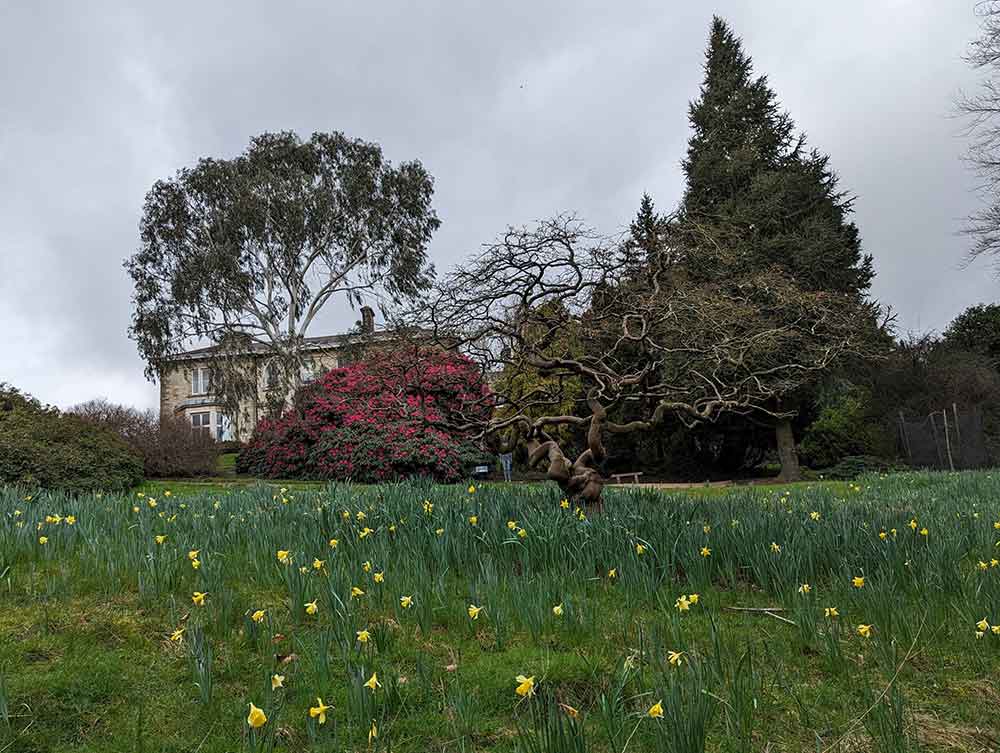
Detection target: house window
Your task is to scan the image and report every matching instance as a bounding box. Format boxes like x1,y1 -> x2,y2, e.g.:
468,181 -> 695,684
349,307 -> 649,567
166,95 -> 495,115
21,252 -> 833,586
191,411 -> 212,438
265,362 -> 280,390
191,367 -> 212,395
216,413 -> 233,442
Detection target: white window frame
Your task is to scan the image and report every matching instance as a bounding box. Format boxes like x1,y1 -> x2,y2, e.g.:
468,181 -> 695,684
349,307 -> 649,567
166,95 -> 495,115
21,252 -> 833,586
191,411 -> 212,438
191,367 -> 212,396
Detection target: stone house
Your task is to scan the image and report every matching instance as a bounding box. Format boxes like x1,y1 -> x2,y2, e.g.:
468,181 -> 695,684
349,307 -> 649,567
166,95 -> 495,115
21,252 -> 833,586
159,306 -> 392,442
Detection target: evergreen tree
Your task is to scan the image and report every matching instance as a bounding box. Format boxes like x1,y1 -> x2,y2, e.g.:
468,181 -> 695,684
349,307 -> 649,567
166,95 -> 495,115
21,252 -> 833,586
668,17 -> 880,479
678,16 -> 873,297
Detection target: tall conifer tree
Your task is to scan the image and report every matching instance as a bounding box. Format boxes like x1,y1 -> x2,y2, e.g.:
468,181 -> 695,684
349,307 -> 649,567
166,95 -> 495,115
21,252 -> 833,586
666,17 -> 879,479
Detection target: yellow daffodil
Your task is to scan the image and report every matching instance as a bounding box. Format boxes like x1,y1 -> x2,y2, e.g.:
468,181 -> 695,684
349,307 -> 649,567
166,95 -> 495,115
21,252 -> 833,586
192,591 -> 207,606
362,560 -> 372,573
169,628 -> 185,641
364,672 -> 381,691
191,559 -> 201,570
468,604 -> 483,620
359,527 -> 373,539
163,490 -> 171,497
636,543 -> 647,555
271,674 -> 284,690
356,628 -> 371,644
313,558 -> 325,570
552,603 -> 564,616
648,700 -> 664,718
517,528 -> 527,539
251,609 -> 266,623
356,510 -> 366,521
920,527 -> 928,537
909,519 -> 918,531
798,583 -> 811,595
328,538 -> 339,548
560,703 -> 579,719
469,515 -> 478,526
675,595 -> 691,612
824,607 -> 839,618
507,520 -> 517,530
810,511 -> 821,521
992,625 -> 1000,635
373,572 -> 384,583
38,536 -> 48,545
155,535 -> 167,545
468,484 -> 476,494
978,561 -> 989,571
608,568 -> 617,579
400,595 -> 413,609
247,702 -> 267,728
560,499 -> 570,509
514,674 -> 535,697
305,599 -> 318,615
852,576 -> 865,589
298,566 -> 309,575
369,719 -> 378,743
277,550 -> 291,565
770,542 -> 781,554
857,624 -> 873,638
700,546 -> 711,557
879,531 -> 888,540
309,697 -> 330,724
436,528 -> 445,536
689,593 -> 700,604
976,630 -> 986,639
148,499 -> 157,508
351,586 -> 365,599
667,650 -> 684,667
976,617 -> 990,632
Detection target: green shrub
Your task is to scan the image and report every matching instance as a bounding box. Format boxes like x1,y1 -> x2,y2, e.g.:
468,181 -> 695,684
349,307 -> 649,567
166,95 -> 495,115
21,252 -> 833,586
819,455 -> 895,480
0,385 -> 143,493
799,387 -> 893,469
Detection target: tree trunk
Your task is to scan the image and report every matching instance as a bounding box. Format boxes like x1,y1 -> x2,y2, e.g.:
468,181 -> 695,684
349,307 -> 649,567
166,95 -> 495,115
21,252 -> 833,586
775,418 -> 801,482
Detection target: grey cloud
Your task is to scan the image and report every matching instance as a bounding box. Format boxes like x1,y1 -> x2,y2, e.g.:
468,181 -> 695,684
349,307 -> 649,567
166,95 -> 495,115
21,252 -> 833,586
0,1 -> 994,410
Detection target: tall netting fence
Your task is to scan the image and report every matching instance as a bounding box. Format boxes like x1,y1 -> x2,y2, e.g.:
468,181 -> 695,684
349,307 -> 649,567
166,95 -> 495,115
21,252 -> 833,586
898,404 -> 992,470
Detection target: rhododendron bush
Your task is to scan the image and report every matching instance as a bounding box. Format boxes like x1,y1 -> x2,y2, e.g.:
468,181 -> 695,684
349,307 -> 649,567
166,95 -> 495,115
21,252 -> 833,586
237,349 -> 490,482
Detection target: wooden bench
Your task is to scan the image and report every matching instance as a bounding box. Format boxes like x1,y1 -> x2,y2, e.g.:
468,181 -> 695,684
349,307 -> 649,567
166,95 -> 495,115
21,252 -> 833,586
611,471 -> 643,485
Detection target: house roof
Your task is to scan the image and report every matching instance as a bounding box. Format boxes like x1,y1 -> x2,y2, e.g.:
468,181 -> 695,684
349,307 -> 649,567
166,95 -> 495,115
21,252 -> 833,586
163,328 -> 435,363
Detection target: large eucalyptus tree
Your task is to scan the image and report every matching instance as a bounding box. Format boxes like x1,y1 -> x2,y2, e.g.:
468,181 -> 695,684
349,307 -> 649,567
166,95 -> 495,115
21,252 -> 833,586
126,131 -> 440,426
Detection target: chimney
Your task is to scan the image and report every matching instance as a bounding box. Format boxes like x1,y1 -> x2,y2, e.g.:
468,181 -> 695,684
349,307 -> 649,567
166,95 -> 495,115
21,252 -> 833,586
360,306 -> 375,334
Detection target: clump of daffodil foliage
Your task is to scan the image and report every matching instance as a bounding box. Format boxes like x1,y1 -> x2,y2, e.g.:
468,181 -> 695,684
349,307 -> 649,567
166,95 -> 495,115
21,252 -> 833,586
1,471 -> 999,751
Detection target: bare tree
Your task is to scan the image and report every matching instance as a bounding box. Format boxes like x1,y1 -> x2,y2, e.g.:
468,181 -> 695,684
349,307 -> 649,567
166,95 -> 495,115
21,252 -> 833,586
960,1 -> 1000,263
404,216 -> 883,504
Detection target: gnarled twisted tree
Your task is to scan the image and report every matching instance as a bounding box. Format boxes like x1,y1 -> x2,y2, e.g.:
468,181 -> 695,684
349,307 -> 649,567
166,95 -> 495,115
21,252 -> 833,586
404,216 -> 884,505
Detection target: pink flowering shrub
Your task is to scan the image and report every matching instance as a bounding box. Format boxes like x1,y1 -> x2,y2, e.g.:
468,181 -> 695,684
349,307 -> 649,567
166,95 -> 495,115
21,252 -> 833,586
237,349 -> 490,482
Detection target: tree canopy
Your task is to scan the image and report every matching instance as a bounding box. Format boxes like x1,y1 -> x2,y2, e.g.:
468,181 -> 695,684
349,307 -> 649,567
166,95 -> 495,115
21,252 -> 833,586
126,130 -> 440,427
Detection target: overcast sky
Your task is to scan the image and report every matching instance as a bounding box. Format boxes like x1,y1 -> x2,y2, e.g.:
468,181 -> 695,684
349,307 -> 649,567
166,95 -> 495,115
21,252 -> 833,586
1,1 -> 996,411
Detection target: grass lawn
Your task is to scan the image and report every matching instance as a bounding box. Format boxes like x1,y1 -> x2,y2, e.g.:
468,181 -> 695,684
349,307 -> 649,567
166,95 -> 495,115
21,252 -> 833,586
2,472 -> 999,751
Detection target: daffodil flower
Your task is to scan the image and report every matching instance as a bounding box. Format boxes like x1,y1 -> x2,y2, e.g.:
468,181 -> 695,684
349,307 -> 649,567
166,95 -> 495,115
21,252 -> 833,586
351,586 -> 365,598
169,628 -> 185,641
857,624 -> 873,638
277,550 -> 291,565
271,674 -> 284,690
552,603 -> 564,616
373,572 -> 384,583
313,558 -> 325,570
364,672 -> 381,691
852,576 -> 865,589
468,604 -> 483,620
369,719 -> 378,743
468,515 -> 478,526
400,595 -> 413,609
356,628 -> 370,644
824,607 -> 839,618
700,546 -> 711,557
798,583 -> 811,595
648,700 -> 664,718
667,650 -> 684,667
192,591 -> 207,606
514,674 -> 535,697
328,538 -> 339,548
247,702 -> 267,728
309,697 -> 330,724
305,599 -> 318,615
